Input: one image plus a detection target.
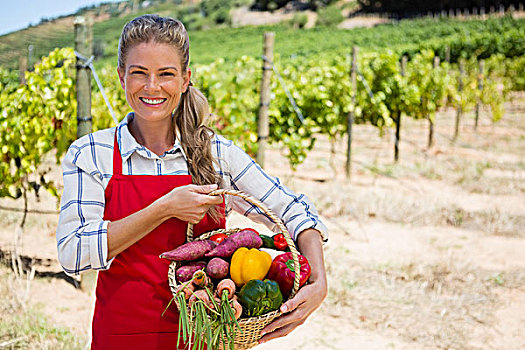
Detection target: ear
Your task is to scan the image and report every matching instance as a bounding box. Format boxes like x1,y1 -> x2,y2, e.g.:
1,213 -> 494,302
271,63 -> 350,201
117,68 -> 125,90
183,68 -> 192,93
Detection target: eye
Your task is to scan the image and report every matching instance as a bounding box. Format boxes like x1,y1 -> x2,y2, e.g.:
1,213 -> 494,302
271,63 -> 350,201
160,72 -> 175,76
131,70 -> 146,75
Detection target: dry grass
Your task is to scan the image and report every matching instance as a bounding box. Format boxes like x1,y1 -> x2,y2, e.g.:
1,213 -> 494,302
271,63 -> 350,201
0,266 -> 83,350
309,181 -> 524,237
325,246 -> 525,349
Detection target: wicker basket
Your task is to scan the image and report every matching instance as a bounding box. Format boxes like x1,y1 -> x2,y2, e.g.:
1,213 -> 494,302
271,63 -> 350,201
168,189 -> 302,350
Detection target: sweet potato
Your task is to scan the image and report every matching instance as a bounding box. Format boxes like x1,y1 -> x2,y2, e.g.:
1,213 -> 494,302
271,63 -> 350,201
206,258 -> 230,279
159,240 -> 217,261
205,230 -> 262,258
176,261 -> 207,283
204,238 -> 237,258
229,230 -> 263,249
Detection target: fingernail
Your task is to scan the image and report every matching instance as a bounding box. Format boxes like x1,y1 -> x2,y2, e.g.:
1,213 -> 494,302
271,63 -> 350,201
281,305 -> 288,313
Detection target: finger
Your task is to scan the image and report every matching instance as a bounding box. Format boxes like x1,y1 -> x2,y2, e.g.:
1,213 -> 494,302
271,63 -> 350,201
261,289 -> 309,335
191,184 -> 218,194
261,306 -> 308,336
280,282 -> 311,314
209,195 -> 224,205
188,214 -> 203,224
198,194 -> 223,207
259,320 -> 306,344
280,293 -> 303,314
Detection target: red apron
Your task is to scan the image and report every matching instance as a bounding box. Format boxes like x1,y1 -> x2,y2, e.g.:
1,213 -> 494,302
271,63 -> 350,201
91,132 -> 225,349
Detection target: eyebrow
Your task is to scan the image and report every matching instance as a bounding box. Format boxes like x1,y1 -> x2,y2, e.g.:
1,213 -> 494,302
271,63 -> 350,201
128,65 -> 178,71
159,67 -> 178,72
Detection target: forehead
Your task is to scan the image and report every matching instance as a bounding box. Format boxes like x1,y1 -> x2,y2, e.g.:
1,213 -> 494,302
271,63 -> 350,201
125,42 -> 183,70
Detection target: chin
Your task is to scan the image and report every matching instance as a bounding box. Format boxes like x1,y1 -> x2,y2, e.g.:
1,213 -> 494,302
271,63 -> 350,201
135,111 -> 168,122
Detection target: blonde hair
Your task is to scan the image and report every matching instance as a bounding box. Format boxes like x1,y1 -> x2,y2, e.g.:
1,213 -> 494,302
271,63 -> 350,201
119,14 -> 223,220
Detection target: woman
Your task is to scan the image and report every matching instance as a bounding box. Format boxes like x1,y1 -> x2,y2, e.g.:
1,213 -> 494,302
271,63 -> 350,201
57,14 -> 328,349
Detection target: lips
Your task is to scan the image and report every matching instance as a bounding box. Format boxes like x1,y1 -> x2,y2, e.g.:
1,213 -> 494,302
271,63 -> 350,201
140,97 -> 167,106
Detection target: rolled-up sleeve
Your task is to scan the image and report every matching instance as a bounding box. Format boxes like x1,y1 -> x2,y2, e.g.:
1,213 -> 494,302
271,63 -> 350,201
56,140 -> 112,276
221,138 -> 328,242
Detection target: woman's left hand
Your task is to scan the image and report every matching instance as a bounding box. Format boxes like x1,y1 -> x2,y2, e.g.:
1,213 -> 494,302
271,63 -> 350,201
258,277 -> 327,344
258,228 -> 328,344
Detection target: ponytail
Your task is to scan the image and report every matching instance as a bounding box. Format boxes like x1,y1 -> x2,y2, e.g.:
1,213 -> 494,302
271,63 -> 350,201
174,84 -> 223,221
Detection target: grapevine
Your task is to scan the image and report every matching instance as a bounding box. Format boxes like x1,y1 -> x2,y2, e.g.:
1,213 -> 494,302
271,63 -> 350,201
0,48 -> 76,200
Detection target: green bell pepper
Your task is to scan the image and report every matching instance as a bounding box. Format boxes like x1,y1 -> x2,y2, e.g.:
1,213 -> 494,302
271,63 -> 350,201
259,234 -> 276,249
238,279 -> 283,317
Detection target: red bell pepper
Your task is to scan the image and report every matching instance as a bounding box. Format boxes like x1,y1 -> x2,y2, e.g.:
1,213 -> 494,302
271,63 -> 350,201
273,233 -> 288,251
266,252 -> 311,297
209,233 -> 228,244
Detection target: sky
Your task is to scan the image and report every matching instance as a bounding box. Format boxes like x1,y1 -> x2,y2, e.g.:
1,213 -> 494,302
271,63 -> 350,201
0,0 -> 122,36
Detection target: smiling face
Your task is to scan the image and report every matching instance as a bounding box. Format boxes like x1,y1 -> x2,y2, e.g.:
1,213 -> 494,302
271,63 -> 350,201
117,41 -> 191,124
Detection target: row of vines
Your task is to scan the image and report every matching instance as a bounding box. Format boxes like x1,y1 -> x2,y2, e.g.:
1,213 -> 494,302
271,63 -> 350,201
199,51 -> 522,166
1,19 -> 524,203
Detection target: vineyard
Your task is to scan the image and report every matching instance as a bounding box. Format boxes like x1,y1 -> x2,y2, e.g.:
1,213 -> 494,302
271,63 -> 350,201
1,15 -> 525,200
0,8 -> 524,350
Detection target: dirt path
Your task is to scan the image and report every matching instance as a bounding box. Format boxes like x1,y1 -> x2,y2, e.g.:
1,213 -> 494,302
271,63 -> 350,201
0,106 -> 523,349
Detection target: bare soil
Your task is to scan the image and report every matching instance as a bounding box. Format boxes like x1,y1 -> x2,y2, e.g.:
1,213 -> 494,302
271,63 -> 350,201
230,6 -> 389,29
0,103 -> 524,349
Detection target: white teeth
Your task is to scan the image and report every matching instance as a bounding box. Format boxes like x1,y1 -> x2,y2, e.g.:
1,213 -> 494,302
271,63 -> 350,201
141,98 -> 166,105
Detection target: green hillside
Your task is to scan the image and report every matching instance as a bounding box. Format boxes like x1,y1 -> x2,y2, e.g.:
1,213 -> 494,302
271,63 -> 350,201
186,16 -> 525,65
1,0 -> 524,71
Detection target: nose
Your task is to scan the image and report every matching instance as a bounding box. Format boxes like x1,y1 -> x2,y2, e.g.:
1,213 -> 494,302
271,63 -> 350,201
144,74 -> 161,92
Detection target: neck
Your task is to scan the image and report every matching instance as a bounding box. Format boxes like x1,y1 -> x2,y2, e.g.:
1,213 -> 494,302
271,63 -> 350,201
128,116 -> 174,156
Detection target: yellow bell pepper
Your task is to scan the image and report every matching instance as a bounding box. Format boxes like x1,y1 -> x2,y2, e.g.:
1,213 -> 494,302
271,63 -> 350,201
230,247 -> 272,287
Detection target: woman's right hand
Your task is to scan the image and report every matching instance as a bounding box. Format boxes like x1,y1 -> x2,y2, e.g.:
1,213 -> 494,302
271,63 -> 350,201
158,184 -> 223,224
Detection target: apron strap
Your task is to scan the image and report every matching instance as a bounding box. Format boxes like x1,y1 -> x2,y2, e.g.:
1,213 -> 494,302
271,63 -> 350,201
113,130 -> 123,176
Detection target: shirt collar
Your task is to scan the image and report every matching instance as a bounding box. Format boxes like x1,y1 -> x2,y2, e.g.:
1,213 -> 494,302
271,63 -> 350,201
116,112 -> 188,162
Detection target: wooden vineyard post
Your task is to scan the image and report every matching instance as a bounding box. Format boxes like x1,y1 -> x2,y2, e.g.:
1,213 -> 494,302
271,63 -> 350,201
132,0 -> 140,12
256,32 -> 274,168
475,60 -> 484,130
75,16 -> 96,292
428,56 -> 440,149
75,16 -> 93,140
28,45 -> 34,71
346,46 -> 358,179
509,4 -> 515,16
18,56 -> 27,85
395,55 -> 407,162
453,60 -> 465,142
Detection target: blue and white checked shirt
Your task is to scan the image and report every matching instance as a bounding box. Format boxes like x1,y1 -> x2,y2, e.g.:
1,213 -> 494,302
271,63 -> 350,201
56,113 -> 327,276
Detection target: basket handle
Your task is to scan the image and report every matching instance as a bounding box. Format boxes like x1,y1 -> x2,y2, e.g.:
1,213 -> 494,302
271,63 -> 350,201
187,189 -> 302,299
